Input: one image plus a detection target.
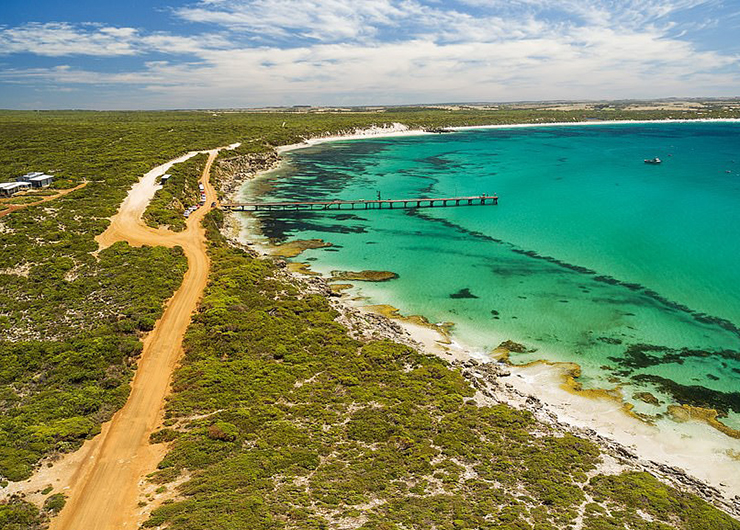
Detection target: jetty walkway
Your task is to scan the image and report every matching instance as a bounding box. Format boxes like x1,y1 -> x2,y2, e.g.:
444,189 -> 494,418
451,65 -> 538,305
222,194 -> 498,212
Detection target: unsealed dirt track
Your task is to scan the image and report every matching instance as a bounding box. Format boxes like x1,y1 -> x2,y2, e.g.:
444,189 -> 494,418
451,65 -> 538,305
0,182 -> 88,219
51,149 -> 224,530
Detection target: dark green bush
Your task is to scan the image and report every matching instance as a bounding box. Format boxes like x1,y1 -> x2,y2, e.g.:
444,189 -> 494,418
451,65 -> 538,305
43,493 -> 66,513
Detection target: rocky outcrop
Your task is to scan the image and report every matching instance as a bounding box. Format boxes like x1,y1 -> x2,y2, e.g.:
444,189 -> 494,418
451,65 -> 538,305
214,150 -> 281,201
330,270 -> 399,282
271,239 -> 332,258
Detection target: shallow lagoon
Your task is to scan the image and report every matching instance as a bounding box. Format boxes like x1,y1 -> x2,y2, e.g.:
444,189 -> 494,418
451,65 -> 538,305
242,122 -> 740,430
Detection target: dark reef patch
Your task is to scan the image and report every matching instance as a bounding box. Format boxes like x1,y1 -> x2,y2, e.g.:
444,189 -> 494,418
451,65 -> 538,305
255,212 -> 368,241
631,374 -> 740,416
417,175 -> 441,195
334,214 -> 368,221
609,343 -> 740,370
416,155 -> 452,167
450,288 -> 478,299
598,337 -> 623,345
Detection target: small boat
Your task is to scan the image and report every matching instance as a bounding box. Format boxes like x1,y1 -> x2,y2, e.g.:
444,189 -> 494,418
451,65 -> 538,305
644,157 -> 662,165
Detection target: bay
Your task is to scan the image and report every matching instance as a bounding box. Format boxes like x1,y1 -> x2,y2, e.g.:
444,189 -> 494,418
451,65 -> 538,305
241,122 -> 740,430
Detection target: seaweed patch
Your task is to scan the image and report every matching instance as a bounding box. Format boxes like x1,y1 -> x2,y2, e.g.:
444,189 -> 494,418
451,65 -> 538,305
610,343 -> 740,370
631,374 -> 740,416
450,288 -> 479,299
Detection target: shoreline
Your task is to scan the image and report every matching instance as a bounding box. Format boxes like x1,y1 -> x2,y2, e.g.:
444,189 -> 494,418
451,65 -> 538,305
223,119 -> 740,512
275,117 -> 740,154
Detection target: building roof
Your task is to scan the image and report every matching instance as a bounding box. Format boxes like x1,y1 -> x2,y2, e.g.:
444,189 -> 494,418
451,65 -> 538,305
28,174 -> 53,182
0,181 -> 31,189
17,172 -> 47,182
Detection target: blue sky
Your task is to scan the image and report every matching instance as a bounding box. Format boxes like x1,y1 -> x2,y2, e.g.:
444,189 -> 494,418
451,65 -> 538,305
0,0 -> 738,109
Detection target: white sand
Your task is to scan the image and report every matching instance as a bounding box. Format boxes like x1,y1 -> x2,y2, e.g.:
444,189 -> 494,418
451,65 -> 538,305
276,118 -> 740,155
277,122 -> 432,154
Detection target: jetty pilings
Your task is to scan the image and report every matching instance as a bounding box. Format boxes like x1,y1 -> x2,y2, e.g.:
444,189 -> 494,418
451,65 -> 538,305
222,195 -> 499,212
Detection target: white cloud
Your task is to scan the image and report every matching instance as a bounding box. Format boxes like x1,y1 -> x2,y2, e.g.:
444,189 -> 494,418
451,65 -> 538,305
174,0 -> 543,44
0,22 -> 229,57
3,30 -> 735,107
0,22 -> 140,57
176,0 -> 415,41
0,0 -> 738,108
457,0 -> 718,26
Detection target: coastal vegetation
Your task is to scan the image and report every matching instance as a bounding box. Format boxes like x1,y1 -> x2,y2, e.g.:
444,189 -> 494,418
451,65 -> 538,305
144,153 -> 209,231
0,495 -> 45,530
141,211 -> 740,530
1,106 -> 739,527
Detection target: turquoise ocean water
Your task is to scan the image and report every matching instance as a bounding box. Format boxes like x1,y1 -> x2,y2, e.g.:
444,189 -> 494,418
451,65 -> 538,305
242,122 -> 740,429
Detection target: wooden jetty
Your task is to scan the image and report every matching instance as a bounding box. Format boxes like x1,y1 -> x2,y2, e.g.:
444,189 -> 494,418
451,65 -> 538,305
222,194 -> 498,212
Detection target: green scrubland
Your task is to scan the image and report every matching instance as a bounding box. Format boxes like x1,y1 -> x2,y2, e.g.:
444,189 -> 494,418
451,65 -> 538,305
144,153 -> 209,232
1,107 -> 739,528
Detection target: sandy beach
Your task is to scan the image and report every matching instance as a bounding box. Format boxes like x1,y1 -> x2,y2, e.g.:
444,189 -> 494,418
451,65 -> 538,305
274,118 -> 740,155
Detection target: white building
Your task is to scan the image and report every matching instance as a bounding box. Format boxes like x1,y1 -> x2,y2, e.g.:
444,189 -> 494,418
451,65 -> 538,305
0,181 -> 31,197
16,172 -> 43,182
17,172 -> 54,187
28,174 -> 54,188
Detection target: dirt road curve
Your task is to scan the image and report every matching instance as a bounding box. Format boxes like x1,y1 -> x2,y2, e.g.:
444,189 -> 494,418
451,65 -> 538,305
51,148 -> 226,530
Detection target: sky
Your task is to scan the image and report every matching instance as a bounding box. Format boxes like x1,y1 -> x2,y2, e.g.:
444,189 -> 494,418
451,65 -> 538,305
0,0 -> 739,109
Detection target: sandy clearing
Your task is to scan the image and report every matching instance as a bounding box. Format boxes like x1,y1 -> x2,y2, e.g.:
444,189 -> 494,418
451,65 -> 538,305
43,145 -> 230,530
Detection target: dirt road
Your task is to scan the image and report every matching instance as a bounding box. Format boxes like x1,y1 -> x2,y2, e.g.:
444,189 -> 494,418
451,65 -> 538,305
0,181 -> 88,219
50,147 -> 226,530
